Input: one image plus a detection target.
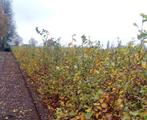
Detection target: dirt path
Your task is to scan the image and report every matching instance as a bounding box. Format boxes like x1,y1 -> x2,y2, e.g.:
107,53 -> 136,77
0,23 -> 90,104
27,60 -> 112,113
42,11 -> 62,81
0,52 -> 40,120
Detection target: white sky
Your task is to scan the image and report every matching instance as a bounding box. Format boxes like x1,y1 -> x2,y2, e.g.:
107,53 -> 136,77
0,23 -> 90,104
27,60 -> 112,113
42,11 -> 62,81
12,0 -> 147,46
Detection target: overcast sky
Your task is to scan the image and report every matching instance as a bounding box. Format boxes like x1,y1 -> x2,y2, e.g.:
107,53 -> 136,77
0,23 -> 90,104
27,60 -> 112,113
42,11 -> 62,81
12,0 -> 147,46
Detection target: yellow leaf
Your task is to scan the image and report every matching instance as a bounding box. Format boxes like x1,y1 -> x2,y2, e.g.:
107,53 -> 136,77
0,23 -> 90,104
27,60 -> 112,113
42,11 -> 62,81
141,62 -> 147,68
95,113 -> 100,119
101,103 -> 108,109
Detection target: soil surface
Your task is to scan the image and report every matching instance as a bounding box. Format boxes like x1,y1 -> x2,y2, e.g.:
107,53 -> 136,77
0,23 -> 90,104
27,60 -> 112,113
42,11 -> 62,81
0,52 -> 42,120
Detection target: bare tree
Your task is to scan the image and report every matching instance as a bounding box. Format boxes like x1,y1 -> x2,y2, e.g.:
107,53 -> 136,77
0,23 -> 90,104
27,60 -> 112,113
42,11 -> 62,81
29,38 -> 38,47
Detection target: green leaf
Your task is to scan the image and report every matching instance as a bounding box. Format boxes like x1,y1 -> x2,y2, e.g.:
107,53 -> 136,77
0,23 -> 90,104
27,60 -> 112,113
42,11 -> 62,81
85,112 -> 93,119
130,111 -> 140,116
122,112 -> 131,120
140,86 -> 147,95
144,115 -> 147,120
137,32 -> 147,39
94,89 -> 103,100
140,13 -> 147,19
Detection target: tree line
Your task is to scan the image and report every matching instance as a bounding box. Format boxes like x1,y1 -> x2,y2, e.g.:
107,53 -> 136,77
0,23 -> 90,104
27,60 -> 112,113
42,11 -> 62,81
0,0 -> 22,51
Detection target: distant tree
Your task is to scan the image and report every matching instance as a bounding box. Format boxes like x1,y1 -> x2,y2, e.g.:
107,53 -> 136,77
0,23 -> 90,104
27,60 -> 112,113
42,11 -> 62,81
43,37 -> 54,47
12,33 -> 23,46
3,0 -> 16,42
0,6 -> 8,49
0,7 -> 7,36
29,38 -> 38,47
0,0 -> 16,50
117,37 -> 122,48
106,40 -> 110,49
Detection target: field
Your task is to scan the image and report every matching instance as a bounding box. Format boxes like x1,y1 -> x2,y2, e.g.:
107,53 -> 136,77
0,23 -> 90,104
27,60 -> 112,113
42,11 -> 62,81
12,40 -> 147,120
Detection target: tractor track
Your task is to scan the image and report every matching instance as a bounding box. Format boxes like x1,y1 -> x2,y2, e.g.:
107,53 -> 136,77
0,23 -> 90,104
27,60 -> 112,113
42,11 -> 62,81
0,52 -> 50,120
